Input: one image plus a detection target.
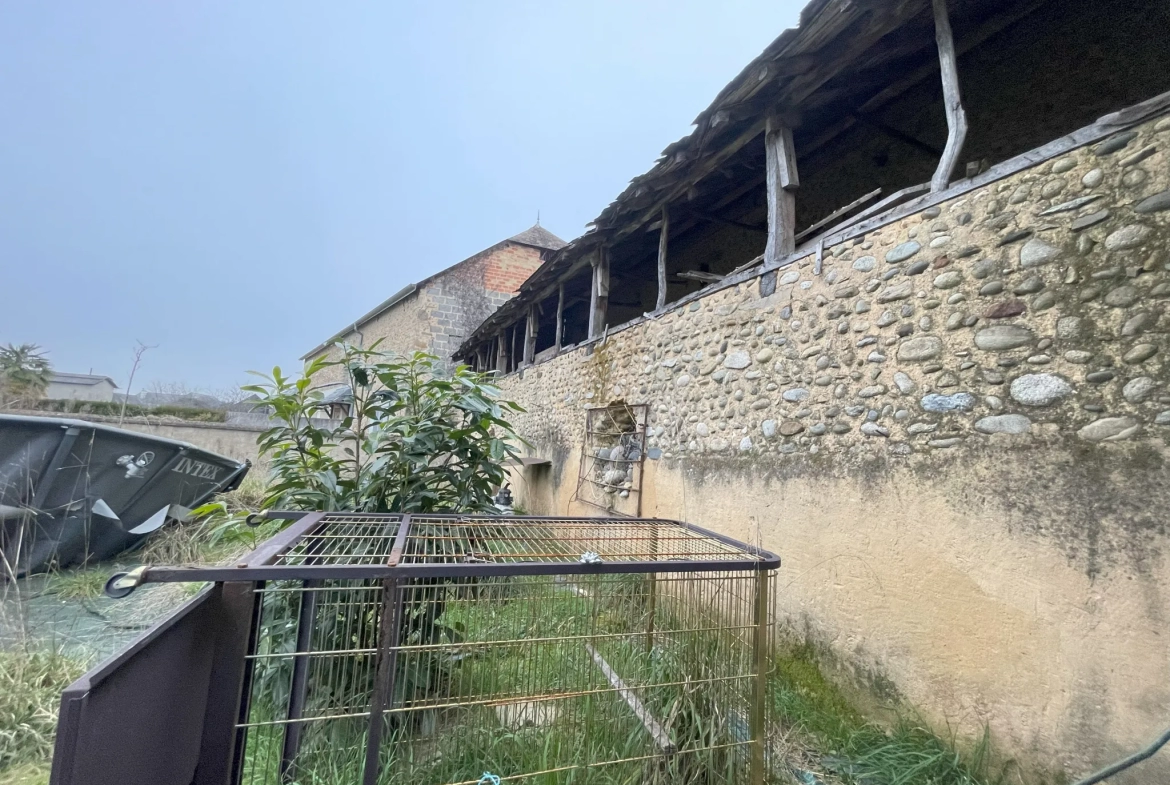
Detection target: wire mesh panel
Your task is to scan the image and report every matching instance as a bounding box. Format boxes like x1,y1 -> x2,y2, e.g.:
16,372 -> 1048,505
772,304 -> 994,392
572,403 -> 649,516
133,513 -> 779,785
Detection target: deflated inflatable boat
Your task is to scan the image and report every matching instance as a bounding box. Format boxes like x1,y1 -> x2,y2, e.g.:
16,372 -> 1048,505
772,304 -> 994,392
0,414 -> 249,575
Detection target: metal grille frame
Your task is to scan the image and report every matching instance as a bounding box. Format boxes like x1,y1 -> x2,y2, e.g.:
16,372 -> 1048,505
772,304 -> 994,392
128,512 -> 780,785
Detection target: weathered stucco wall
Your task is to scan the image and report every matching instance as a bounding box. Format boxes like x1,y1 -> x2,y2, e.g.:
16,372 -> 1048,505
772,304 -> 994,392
498,113 -> 1170,781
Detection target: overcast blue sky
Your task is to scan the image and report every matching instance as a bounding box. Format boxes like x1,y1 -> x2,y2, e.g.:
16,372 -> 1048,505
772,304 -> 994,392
0,1 -> 803,392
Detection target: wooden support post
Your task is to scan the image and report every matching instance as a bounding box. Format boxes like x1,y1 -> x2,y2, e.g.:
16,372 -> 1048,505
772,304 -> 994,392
509,325 -> 517,373
524,305 -> 537,365
764,114 -> 799,265
495,332 -> 506,374
656,206 -> 669,311
588,248 -> 609,340
931,0 -> 968,193
554,283 -> 564,351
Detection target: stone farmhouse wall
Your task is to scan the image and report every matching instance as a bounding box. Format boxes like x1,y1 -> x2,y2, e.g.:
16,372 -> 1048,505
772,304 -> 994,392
498,112 -> 1170,781
311,242 -> 544,383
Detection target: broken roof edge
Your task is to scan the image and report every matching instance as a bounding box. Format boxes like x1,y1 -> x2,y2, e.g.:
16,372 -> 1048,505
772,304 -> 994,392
456,90 -> 1170,362
455,0 -> 911,355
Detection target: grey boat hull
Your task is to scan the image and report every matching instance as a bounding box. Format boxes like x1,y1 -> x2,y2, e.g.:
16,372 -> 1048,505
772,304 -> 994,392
0,414 -> 249,575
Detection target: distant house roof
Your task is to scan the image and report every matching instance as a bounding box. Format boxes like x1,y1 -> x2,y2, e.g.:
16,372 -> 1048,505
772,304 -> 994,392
49,372 -> 118,388
508,224 -> 569,251
302,224 -> 565,360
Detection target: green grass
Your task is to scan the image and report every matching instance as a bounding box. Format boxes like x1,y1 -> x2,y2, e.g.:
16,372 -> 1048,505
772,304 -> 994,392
770,644 -> 1010,785
238,575 -> 750,785
46,568 -> 108,601
0,649 -> 87,776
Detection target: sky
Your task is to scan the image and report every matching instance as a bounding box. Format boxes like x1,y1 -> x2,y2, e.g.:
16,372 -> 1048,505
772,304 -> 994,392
0,0 -> 805,393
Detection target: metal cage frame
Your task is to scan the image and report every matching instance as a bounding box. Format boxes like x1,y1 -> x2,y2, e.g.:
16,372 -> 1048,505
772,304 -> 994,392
53,512 -> 780,785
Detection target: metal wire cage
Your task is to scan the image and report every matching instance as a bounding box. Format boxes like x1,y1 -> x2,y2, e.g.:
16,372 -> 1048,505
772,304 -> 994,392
111,512 -> 780,785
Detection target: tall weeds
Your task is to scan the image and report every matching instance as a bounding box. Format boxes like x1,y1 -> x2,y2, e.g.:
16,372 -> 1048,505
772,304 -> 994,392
0,649 -> 86,773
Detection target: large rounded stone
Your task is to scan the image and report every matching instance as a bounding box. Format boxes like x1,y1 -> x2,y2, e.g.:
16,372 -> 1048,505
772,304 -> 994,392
779,420 -> 804,437
877,281 -> 914,303
1123,377 -> 1157,403
1135,190 -> 1170,214
783,387 -> 810,402
1020,238 -> 1060,268
1122,311 -> 1156,337
1123,344 -> 1158,364
885,241 -> 921,264
1104,224 -> 1152,251
1009,373 -> 1074,406
896,337 -> 943,362
1104,286 -> 1140,307
723,352 -> 751,369
933,271 -> 963,289
974,414 -> 1032,434
984,300 -> 1027,319
975,325 -> 1035,351
920,392 -> 976,412
853,256 -> 877,272
1078,417 -> 1140,442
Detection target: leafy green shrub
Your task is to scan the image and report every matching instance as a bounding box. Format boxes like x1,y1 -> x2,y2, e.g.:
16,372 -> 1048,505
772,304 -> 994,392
244,344 -> 524,513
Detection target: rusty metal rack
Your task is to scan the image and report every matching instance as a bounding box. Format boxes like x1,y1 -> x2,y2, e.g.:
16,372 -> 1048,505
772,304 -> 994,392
52,512 -> 780,785
573,402 -> 649,516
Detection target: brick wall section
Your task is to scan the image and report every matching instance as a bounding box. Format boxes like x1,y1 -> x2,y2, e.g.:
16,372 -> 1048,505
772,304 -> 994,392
310,241 -> 544,382
483,243 -> 545,294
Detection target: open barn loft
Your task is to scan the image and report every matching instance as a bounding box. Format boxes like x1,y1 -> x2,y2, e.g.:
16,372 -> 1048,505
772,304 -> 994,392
458,0 -> 1170,373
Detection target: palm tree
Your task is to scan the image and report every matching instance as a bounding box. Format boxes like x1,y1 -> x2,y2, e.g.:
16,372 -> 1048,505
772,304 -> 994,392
0,343 -> 52,408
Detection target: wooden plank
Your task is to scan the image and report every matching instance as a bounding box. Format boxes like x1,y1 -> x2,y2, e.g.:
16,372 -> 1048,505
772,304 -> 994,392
524,305 -> 537,365
677,270 -> 725,284
656,206 -> 669,311
509,325 -> 518,373
764,115 -> 798,264
495,331 -> 506,374
930,0 -> 968,193
794,187 -> 882,243
614,118 -> 766,243
586,644 -> 675,755
588,248 -> 610,340
554,284 -> 564,351
814,238 -> 824,276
